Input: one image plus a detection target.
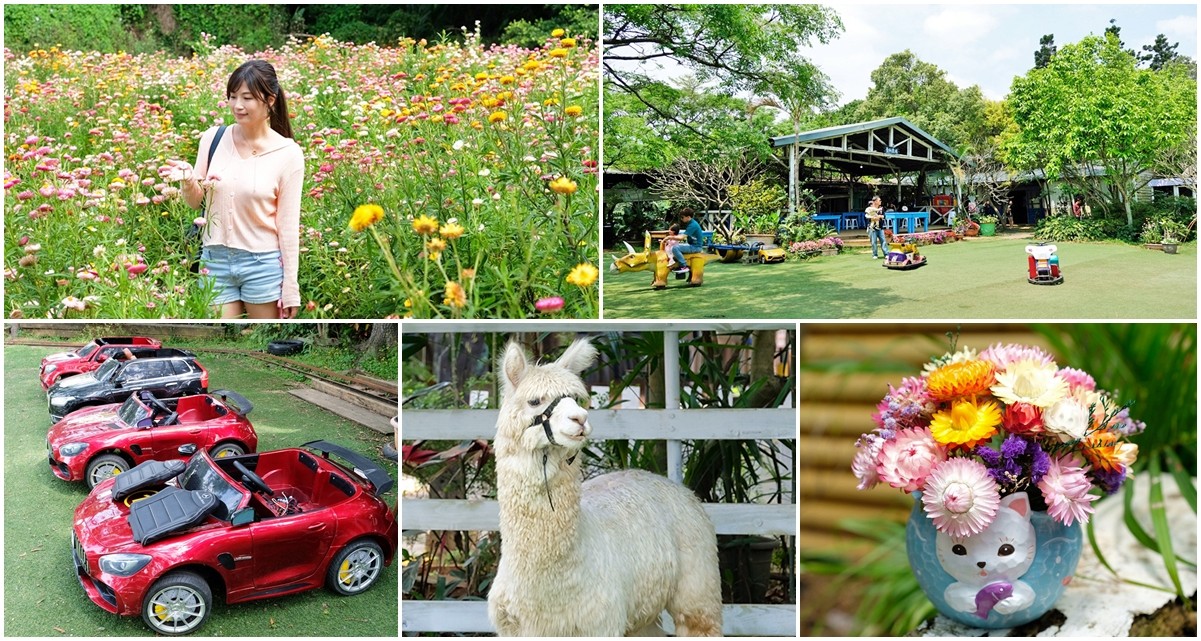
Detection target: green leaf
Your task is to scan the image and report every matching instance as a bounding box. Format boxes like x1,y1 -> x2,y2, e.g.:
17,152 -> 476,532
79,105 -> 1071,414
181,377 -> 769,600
1147,455 -> 1188,604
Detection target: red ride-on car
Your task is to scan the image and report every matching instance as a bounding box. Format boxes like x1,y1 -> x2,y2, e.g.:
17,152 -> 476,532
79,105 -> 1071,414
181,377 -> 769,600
71,441 -> 397,635
39,336 -> 163,390
47,390 -> 257,489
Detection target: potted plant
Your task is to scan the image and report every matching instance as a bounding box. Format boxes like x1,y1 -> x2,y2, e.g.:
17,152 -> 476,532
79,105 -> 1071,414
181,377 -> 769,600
975,214 -> 998,237
851,343 -> 1143,629
1140,219 -> 1164,251
1160,220 -> 1187,254
728,179 -> 786,246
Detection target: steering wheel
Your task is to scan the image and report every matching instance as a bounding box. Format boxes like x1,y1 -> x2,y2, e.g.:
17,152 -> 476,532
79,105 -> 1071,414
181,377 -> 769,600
232,460 -> 274,496
143,393 -> 172,415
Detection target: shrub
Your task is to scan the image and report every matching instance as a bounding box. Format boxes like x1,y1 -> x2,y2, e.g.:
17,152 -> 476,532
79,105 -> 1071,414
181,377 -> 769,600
1034,215 -> 1103,242
728,178 -> 786,234
777,215 -> 832,245
3,5 -> 129,53
609,200 -> 670,247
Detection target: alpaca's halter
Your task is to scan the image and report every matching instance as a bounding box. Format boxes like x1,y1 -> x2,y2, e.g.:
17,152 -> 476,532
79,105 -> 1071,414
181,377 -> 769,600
528,395 -> 578,512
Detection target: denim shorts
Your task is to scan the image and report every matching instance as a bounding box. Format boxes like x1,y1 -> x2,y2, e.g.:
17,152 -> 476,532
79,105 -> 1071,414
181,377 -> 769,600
200,245 -> 283,305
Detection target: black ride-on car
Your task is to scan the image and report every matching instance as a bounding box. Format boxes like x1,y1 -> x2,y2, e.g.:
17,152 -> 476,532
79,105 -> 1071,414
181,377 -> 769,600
47,349 -> 209,423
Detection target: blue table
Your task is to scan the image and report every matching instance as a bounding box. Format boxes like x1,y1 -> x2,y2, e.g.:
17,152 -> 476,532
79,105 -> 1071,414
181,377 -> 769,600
812,213 -> 843,232
885,211 -> 930,235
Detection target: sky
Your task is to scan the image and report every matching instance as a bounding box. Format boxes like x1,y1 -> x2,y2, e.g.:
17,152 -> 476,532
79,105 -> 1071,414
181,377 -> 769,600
608,2 -> 1198,105
807,2 -> 1198,104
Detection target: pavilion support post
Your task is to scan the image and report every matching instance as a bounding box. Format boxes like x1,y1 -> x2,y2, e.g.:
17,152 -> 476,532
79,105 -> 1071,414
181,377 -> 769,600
788,143 -> 797,218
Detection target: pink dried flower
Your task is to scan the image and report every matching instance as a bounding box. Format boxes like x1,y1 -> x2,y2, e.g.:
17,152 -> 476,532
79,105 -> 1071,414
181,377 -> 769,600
1038,456 -> 1097,526
921,458 -> 1000,537
535,296 -> 565,314
1057,367 -> 1096,393
979,343 -> 1056,370
876,427 -> 946,492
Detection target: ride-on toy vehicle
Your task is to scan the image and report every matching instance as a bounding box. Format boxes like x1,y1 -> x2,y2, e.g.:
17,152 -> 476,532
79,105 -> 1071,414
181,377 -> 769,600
47,349 -> 208,423
71,441 -> 397,635
1026,243 -> 1063,285
883,242 -> 927,270
47,390 -> 257,489
40,337 -> 163,390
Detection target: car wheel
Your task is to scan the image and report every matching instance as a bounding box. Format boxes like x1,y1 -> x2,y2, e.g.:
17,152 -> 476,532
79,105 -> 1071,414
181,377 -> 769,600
85,454 -> 129,489
210,442 -> 244,459
141,571 -> 211,636
326,539 -> 384,596
267,339 -> 305,356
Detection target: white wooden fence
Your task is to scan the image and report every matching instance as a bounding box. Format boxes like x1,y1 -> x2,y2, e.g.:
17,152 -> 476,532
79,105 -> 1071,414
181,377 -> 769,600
401,409 -> 797,636
400,324 -> 798,636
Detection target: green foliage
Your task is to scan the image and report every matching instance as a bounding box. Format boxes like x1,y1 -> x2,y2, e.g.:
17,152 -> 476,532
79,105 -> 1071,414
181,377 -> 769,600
1005,33 -> 1198,224
729,178 -> 787,234
3,4 -> 129,53
608,200 -> 671,246
603,4 -> 841,169
501,4 -> 598,46
777,214 -> 834,245
1034,215 -> 1104,242
801,519 -> 935,635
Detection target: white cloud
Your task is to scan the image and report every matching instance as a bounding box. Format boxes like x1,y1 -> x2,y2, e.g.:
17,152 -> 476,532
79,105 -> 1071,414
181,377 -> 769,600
923,8 -> 999,40
1156,15 -> 1195,38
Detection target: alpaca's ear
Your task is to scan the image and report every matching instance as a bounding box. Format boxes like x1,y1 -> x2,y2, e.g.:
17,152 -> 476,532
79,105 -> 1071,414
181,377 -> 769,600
500,341 -> 528,397
555,339 -> 597,375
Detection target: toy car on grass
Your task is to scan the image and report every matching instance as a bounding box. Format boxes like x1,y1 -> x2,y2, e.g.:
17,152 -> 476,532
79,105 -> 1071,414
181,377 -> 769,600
40,337 -> 163,390
883,242 -> 927,270
47,349 -> 208,423
71,440 -> 397,635
1026,243 -> 1064,285
47,390 -> 257,489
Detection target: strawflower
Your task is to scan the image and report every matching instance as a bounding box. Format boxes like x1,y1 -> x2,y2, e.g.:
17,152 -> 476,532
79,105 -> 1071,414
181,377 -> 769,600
1042,397 -> 1092,442
412,214 -> 439,235
565,263 -> 598,287
443,281 -> 467,308
875,427 -> 946,492
926,359 -> 995,401
1038,456 -> 1098,526
349,204 -> 385,232
979,343 -> 1056,370
929,398 -> 1001,448
921,458 -> 1000,537
439,222 -> 465,239
549,176 -> 578,195
535,296 -> 565,314
851,432 -> 886,490
991,359 -> 1068,408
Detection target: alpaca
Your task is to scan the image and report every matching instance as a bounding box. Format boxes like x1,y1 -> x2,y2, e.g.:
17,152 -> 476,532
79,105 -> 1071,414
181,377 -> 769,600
486,339 -> 723,637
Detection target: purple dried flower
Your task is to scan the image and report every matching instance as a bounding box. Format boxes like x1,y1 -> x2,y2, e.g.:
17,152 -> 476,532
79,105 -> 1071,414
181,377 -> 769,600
1090,466 -> 1127,495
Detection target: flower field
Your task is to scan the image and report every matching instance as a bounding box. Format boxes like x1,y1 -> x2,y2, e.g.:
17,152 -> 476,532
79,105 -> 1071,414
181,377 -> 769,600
4,28 -> 599,318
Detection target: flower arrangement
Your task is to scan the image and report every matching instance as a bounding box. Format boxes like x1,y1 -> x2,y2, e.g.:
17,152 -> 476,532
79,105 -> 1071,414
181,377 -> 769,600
852,343 -> 1143,535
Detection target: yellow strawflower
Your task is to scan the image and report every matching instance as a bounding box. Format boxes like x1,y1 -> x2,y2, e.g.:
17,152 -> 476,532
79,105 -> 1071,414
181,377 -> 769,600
348,204 -> 384,232
566,263 -> 599,287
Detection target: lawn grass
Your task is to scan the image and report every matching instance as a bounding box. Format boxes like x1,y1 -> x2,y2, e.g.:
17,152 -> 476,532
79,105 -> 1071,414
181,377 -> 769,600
601,236 -> 1198,319
3,345 -> 398,637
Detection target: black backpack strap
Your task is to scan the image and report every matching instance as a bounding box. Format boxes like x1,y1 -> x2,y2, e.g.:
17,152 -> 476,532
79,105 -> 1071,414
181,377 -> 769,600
206,125 -> 227,172
189,125 -> 227,240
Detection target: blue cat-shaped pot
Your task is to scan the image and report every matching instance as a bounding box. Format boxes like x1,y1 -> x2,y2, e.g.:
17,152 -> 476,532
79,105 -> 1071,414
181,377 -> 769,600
907,490 -> 1082,629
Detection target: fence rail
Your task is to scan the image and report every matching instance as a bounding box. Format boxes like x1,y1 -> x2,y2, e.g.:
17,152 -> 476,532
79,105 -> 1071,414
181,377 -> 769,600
402,406 -> 798,635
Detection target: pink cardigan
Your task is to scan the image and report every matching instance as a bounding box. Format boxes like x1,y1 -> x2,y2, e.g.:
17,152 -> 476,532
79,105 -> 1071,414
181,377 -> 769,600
194,125 -> 305,308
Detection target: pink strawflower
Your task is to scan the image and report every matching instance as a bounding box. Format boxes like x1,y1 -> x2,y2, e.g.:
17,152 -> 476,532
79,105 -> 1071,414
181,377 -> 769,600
876,427 -> 946,492
979,343 -> 1056,370
873,376 -> 935,432
534,296 -> 565,313
851,433 -> 885,490
1038,455 -> 1098,526
1057,367 -> 1096,393
921,458 -> 1000,537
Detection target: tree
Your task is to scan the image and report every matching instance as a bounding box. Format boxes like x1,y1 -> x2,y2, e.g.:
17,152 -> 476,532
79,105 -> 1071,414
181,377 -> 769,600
1034,34 -> 1056,69
603,76 -> 778,172
649,156 -> 764,214
1141,34 -> 1180,70
849,51 -> 988,153
1005,34 -> 1198,225
604,4 -> 841,152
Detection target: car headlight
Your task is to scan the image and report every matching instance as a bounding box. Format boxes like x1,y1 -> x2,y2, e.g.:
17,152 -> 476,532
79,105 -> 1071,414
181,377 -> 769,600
50,396 -> 71,407
99,553 -> 152,577
44,364 -> 57,374
58,442 -> 88,457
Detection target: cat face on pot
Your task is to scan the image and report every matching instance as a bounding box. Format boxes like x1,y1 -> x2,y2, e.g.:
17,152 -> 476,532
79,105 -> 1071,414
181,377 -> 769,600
936,493 -> 1038,616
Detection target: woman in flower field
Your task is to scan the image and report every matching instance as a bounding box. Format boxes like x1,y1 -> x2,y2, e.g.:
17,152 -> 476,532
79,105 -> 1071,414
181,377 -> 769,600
168,60 -> 304,319
852,342 -> 1142,534
4,26 -> 598,319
